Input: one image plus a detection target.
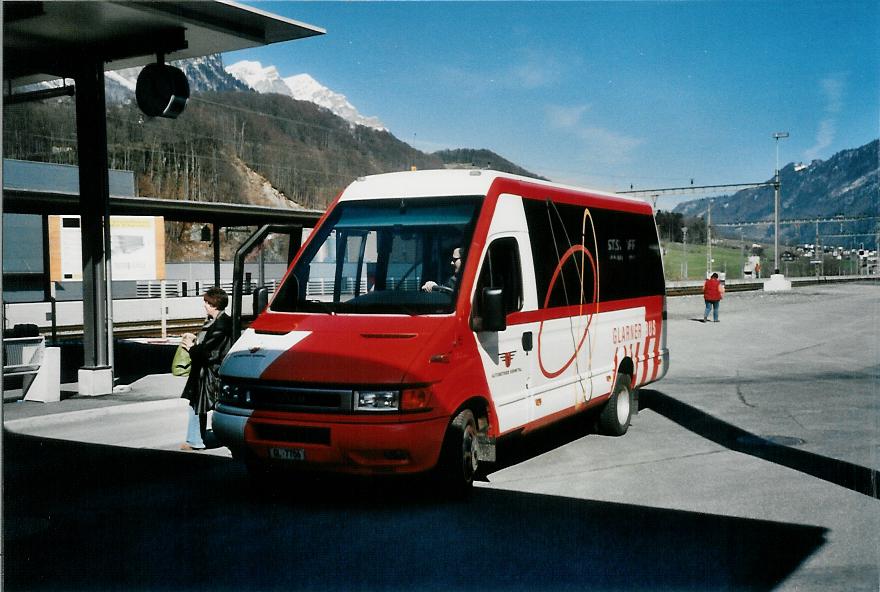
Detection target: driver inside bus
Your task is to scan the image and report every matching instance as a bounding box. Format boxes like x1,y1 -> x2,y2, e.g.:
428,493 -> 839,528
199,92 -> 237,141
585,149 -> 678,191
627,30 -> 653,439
422,247 -> 464,294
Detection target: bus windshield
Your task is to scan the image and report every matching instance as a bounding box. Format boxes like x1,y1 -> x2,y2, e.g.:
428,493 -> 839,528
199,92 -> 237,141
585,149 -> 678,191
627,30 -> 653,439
271,196 -> 482,315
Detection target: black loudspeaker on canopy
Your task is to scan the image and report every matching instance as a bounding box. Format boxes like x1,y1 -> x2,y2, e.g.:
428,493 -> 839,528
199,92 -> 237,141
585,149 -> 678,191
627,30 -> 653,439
136,63 -> 190,119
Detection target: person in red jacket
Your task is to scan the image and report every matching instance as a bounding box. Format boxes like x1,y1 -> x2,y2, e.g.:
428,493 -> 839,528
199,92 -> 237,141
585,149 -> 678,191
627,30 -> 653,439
703,272 -> 723,322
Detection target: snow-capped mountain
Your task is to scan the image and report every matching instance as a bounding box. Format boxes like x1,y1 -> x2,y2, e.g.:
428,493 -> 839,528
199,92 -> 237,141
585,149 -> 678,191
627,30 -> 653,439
223,60 -> 290,95
106,54 -> 250,101
226,60 -> 386,131
16,54 -> 252,104
283,73 -> 385,131
19,54 -> 384,131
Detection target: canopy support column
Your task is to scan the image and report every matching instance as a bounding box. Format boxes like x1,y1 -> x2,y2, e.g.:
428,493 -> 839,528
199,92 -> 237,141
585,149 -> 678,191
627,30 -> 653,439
213,223 -> 221,288
74,60 -> 114,395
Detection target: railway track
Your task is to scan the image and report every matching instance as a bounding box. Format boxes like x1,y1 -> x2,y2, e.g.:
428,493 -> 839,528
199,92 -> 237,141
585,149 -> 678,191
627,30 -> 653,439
44,318 -> 207,341
665,283 -> 763,297
666,275 -> 875,297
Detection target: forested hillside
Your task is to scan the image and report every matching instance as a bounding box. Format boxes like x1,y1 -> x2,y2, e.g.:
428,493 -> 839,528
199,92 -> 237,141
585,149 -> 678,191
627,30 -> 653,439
3,91 -> 541,210
434,149 -> 549,181
4,88 -> 546,260
6,81 -> 874,259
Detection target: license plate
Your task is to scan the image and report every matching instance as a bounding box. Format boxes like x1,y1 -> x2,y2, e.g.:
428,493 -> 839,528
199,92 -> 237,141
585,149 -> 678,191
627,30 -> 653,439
269,447 -> 305,461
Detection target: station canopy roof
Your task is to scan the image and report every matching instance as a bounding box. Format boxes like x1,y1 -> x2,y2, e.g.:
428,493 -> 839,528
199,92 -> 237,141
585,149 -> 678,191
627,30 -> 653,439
3,187 -> 324,227
3,1 -> 326,375
2,1 -> 326,226
3,0 -> 325,87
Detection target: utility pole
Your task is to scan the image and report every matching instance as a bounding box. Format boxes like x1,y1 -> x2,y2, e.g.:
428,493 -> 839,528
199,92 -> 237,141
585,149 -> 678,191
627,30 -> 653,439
764,132 -> 793,292
682,226 -> 688,279
866,222 -> 880,274
773,131 -> 789,274
706,199 -> 713,277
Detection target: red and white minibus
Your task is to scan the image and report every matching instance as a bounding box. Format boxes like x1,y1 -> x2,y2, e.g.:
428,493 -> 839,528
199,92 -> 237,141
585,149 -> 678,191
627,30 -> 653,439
215,169 -> 668,490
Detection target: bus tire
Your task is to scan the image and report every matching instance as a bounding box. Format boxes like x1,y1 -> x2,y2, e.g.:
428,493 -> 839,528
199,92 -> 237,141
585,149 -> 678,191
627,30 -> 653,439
437,409 -> 479,495
599,374 -> 632,436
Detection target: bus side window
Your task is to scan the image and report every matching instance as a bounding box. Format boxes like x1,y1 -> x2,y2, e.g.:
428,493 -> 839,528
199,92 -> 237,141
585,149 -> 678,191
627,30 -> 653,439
475,237 -> 524,315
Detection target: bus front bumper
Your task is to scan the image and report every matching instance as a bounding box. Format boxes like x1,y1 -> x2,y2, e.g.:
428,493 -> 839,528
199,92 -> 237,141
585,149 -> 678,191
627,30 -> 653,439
213,404 -> 449,475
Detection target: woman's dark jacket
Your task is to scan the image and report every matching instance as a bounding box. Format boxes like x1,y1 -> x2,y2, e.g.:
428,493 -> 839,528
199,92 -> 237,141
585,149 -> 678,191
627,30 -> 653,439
182,312 -> 232,415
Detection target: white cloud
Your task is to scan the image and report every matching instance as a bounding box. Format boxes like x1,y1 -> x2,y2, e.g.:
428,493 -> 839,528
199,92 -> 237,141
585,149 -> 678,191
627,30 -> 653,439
805,119 -> 837,161
805,75 -> 845,160
546,104 -> 591,129
509,48 -> 564,90
545,104 -> 643,166
821,76 -> 843,114
577,126 -> 645,166
437,46 -> 570,97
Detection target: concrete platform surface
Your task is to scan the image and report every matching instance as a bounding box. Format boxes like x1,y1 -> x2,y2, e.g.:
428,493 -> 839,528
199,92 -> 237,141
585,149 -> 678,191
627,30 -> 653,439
4,373 -> 185,421
2,281 -> 878,591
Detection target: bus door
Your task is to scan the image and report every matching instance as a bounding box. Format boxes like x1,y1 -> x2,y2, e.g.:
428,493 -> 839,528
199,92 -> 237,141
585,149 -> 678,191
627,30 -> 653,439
472,234 -> 534,434
232,224 -> 304,340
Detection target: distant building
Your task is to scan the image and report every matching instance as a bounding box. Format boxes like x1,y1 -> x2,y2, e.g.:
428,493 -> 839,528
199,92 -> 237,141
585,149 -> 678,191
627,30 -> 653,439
2,159 -> 164,303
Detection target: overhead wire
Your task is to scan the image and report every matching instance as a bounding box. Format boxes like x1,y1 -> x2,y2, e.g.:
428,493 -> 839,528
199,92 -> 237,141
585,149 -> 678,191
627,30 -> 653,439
189,95 -> 353,134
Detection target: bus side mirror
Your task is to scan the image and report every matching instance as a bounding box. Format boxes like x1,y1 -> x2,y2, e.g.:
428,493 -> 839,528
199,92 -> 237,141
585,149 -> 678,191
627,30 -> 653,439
476,287 -> 506,332
253,286 -> 270,316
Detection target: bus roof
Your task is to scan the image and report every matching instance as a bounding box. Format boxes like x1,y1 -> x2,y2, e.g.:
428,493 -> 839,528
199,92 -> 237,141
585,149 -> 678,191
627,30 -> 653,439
339,169 -> 652,209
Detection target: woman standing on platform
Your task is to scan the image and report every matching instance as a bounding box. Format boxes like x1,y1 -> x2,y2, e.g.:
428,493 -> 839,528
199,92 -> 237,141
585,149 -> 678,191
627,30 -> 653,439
702,272 -> 724,323
180,286 -> 232,450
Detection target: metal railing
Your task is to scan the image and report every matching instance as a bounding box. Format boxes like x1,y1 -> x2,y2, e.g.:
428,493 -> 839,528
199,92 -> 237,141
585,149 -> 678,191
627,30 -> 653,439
120,276 -> 428,299
136,279 -> 275,298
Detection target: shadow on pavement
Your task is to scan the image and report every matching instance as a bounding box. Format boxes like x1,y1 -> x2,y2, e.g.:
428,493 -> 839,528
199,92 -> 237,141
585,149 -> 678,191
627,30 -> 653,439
5,432 -> 826,591
639,389 -> 879,499
52,339 -> 178,385
486,408 -> 596,474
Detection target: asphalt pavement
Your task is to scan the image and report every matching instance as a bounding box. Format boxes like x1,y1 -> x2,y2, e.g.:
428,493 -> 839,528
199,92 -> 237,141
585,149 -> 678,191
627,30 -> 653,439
483,282 -> 879,591
3,281 -> 878,591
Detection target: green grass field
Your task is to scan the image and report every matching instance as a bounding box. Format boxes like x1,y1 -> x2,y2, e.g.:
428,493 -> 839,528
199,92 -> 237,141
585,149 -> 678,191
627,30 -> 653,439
661,242 -> 858,280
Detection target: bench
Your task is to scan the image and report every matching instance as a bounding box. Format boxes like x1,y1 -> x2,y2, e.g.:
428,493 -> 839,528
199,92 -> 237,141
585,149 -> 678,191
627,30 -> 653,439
3,336 -> 61,402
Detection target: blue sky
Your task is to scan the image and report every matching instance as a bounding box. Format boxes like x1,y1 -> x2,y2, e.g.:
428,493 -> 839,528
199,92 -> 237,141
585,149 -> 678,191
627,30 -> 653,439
227,1 -> 878,207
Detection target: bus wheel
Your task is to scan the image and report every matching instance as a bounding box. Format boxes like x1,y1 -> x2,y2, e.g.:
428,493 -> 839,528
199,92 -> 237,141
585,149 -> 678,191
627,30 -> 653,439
438,409 -> 479,494
599,375 -> 632,436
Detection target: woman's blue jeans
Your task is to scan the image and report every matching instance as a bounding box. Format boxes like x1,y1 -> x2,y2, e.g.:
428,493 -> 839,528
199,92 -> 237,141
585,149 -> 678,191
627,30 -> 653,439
185,405 -> 205,449
704,300 -> 720,322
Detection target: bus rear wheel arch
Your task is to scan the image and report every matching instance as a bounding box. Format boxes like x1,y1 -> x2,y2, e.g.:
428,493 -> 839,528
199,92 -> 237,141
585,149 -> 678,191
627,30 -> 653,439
598,372 -> 633,436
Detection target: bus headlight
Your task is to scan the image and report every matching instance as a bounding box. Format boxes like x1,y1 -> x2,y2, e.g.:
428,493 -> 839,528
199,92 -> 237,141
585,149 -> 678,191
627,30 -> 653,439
354,390 -> 399,411
220,382 -> 251,405
220,382 -> 237,403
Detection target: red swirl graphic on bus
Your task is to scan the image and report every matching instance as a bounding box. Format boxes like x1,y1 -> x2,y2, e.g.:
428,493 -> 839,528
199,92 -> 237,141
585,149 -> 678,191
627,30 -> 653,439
537,244 -> 599,378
